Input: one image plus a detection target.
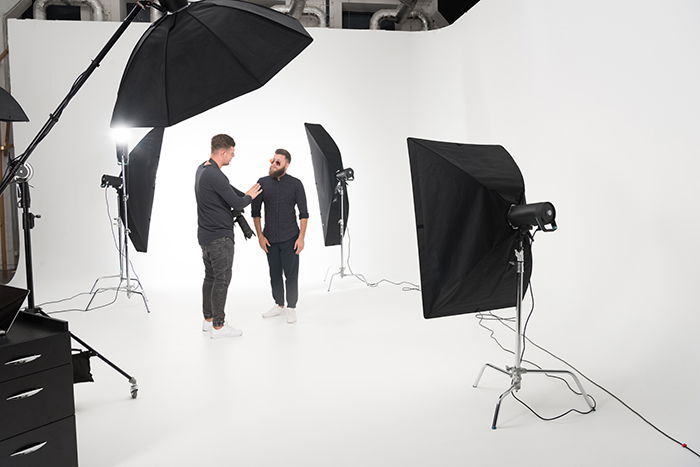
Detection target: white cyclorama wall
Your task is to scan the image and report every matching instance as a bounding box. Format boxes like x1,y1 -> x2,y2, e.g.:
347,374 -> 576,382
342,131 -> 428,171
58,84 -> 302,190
7,0 -> 700,437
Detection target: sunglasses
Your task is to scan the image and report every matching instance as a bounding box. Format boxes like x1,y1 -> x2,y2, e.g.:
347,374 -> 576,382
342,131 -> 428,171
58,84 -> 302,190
269,159 -> 284,166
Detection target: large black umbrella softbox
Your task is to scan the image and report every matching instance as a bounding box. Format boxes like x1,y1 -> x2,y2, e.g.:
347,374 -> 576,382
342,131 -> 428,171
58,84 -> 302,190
111,0 -> 313,128
407,138 -> 532,319
119,128 -> 164,252
0,87 -> 28,122
305,123 -> 349,246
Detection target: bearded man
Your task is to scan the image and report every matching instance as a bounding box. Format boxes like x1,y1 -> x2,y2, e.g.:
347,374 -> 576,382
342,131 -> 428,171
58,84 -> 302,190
251,149 -> 309,324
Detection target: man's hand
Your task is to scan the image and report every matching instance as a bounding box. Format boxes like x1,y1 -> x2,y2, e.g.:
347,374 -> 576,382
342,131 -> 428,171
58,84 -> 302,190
246,183 -> 262,199
294,237 -> 304,255
259,234 -> 270,253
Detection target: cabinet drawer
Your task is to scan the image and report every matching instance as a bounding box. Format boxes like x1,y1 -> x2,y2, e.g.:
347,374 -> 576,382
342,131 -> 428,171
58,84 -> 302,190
0,416 -> 78,467
0,364 -> 74,441
1,332 -> 71,383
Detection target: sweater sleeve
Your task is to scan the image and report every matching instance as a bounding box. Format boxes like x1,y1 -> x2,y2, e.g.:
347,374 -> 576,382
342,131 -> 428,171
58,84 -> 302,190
211,171 -> 251,211
296,179 -> 309,219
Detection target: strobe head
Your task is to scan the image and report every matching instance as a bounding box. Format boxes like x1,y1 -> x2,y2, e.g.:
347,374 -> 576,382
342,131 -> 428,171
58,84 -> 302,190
335,167 -> 354,183
508,202 -> 557,232
101,174 -> 123,190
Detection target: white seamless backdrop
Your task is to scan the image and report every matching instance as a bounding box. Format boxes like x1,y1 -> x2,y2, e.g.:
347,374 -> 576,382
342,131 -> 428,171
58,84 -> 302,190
6,0 -> 700,462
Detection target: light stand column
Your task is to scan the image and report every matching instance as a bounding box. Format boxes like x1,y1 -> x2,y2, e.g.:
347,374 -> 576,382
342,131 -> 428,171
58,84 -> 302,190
473,231 -> 595,429
326,180 -> 362,291
85,143 -> 150,312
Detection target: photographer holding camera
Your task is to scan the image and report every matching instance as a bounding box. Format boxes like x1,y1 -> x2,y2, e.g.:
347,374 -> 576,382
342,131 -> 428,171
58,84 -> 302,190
195,134 -> 262,338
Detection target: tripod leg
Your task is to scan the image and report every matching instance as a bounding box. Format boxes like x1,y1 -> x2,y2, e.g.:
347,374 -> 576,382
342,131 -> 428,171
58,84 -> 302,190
133,290 -> 150,313
88,277 -> 100,294
492,381 -> 518,430
327,271 -> 340,292
85,288 -> 103,311
473,363 -> 510,388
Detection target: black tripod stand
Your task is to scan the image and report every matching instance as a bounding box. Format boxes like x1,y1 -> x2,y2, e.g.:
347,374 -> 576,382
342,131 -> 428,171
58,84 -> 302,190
14,164 -> 138,398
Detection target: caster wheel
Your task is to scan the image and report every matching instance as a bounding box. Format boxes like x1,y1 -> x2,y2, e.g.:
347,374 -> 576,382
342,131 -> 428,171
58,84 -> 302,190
131,389 -> 138,399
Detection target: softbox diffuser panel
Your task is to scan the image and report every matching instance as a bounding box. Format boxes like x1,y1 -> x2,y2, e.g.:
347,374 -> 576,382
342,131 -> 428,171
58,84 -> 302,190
120,127 -> 164,252
305,123 -> 349,246
407,138 -> 532,319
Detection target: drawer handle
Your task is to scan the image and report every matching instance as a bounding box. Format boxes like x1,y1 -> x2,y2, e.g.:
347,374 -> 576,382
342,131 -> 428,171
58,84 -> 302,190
6,388 -> 44,401
4,354 -> 42,366
10,441 -> 48,457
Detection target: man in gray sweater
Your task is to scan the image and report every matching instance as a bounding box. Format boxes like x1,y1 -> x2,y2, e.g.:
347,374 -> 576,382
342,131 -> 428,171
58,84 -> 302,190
195,134 -> 262,338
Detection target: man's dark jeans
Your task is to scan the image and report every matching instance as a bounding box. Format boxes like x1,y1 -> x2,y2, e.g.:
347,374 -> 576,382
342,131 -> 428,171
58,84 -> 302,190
266,237 -> 299,309
201,236 -> 234,327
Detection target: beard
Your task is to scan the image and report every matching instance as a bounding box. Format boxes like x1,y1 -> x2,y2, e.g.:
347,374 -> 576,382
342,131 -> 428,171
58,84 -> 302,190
269,166 -> 286,178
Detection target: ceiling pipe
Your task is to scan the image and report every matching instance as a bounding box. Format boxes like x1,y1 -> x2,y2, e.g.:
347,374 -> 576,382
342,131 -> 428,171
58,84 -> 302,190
33,0 -> 105,21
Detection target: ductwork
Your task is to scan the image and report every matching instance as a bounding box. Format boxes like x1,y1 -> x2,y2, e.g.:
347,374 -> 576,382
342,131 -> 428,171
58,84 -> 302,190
34,0 -> 105,21
369,0 -> 431,31
288,0 -> 306,20
272,4 -> 326,27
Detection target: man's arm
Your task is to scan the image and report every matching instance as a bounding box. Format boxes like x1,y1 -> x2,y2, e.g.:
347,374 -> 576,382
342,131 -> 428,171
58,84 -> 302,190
294,218 -> 307,255
253,216 -> 269,253
251,180 -> 269,253
211,171 -> 252,211
294,180 -> 309,255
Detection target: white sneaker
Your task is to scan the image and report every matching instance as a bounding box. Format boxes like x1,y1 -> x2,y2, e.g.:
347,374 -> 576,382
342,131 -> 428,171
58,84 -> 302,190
262,305 -> 285,318
210,324 -> 243,339
202,320 -> 213,332
286,308 -> 297,324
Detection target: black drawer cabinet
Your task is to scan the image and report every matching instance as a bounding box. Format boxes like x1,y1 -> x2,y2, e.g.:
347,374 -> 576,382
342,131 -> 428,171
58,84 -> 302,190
0,312 -> 78,467
0,416 -> 78,467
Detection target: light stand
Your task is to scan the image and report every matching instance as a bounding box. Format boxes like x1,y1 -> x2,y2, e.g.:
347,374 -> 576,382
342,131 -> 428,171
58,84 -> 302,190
15,166 -> 40,313
12,164 -> 138,398
86,143 -> 150,312
472,230 -> 594,429
325,169 -> 362,291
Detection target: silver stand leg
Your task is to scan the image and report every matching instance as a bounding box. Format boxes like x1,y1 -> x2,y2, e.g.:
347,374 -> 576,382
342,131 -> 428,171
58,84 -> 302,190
472,233 -> 593,429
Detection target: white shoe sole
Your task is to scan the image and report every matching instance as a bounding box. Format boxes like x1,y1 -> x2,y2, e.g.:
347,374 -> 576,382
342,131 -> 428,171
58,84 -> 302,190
262,308 -> 284,319
210,330 -> 243,339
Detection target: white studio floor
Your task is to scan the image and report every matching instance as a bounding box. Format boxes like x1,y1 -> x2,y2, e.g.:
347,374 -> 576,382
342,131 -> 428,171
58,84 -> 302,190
35,277 -> 696,467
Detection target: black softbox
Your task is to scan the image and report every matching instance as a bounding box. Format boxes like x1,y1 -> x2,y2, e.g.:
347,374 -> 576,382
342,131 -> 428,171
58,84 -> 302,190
407,138 -> 532,319
305,123 -> 349,246
0,87 -> 29,122
111,0 -> 313,128
119,128 -> 164,252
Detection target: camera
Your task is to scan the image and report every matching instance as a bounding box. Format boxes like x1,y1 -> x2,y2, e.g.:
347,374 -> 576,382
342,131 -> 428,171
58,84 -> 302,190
232,209 -> 255,239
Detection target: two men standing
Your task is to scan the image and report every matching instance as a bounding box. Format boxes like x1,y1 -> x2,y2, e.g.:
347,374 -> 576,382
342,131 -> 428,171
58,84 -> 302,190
195,135 -> 308,338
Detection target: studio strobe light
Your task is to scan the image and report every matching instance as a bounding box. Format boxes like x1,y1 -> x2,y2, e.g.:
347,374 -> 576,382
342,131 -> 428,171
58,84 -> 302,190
89,127 -> 165,313
305,123 -> 366,291
407,137 -> 594,429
